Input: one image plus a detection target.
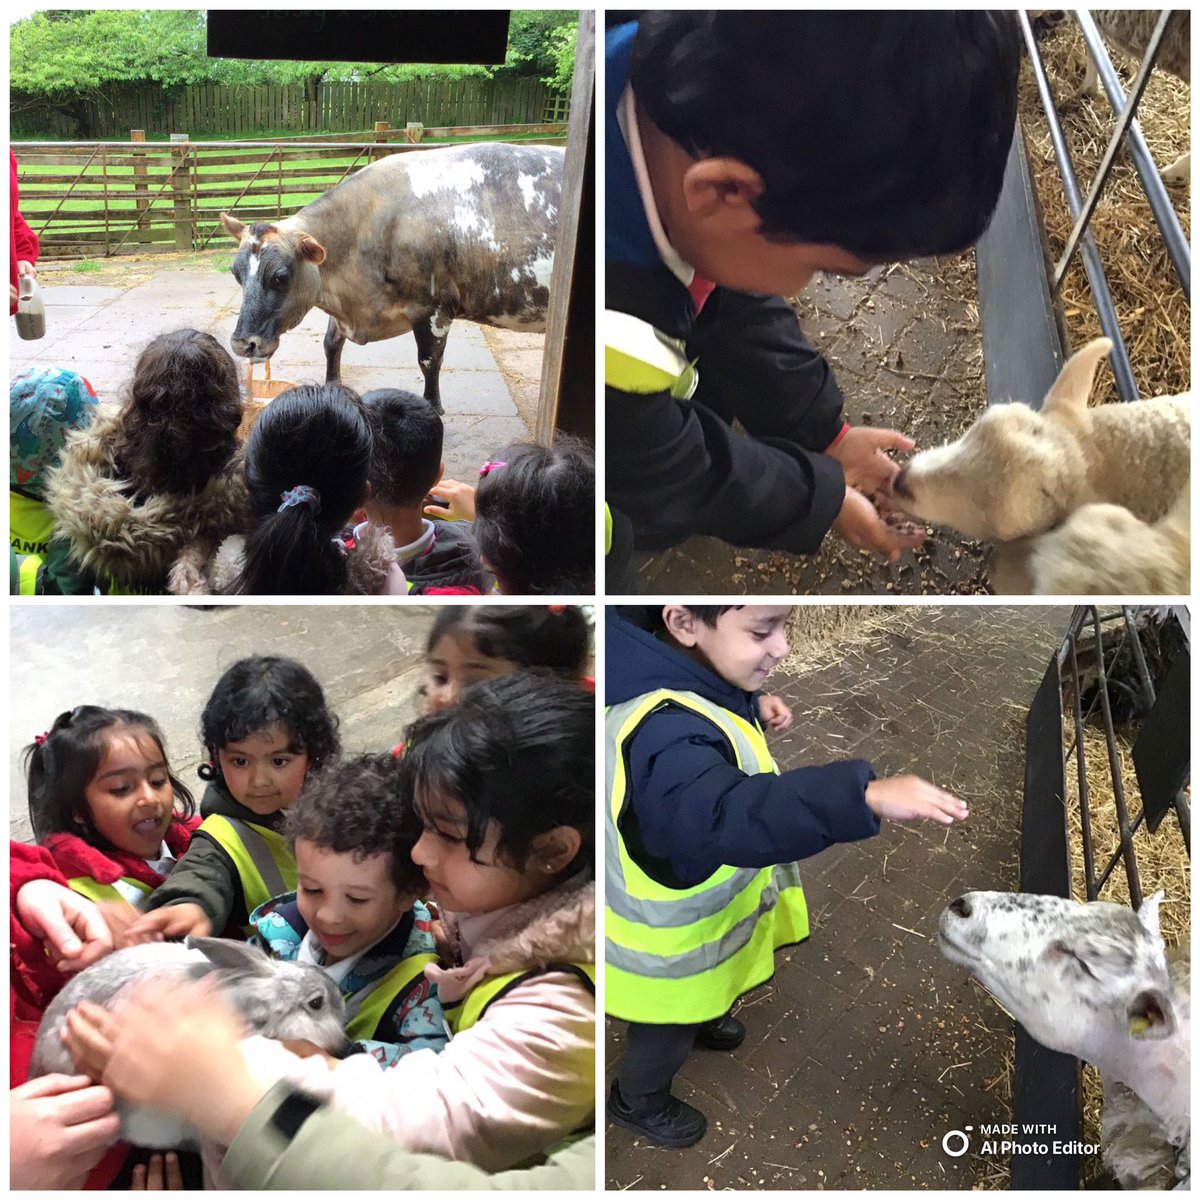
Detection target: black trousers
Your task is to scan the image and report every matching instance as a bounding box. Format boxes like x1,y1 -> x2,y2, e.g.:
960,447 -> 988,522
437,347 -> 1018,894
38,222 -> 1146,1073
617,1020 -> 705,1109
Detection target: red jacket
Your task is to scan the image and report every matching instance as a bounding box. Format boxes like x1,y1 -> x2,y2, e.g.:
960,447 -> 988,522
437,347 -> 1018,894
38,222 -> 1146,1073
10,149 -> 39,316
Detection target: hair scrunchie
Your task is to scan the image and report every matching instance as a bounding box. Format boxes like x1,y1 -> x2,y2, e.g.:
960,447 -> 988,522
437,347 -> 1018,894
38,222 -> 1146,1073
278,485 -> 321,514
479,460 -> 507,478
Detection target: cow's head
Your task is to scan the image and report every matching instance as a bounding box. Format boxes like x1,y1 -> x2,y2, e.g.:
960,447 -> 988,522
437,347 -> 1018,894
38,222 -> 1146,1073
221,213 -> 326,361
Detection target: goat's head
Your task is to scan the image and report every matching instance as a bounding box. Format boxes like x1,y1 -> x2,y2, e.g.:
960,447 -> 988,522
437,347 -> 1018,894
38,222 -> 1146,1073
938,890 -> 1177,1061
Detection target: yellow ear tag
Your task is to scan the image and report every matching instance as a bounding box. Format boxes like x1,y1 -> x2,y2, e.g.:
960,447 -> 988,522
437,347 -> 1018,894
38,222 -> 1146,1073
1128,1016 -> 1153,1036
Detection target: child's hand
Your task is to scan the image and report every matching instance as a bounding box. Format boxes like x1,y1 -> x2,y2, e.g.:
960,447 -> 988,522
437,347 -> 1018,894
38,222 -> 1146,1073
131,1152 -> 184,1190
865,775 -> 969,824
66,979 -> 265,1145
826,426 -> 915,494
424,478 -> 477,522
121,903 -> 212,948
833,486 -> 925,562
757,694 -> 794,731
16,879 -> 114,975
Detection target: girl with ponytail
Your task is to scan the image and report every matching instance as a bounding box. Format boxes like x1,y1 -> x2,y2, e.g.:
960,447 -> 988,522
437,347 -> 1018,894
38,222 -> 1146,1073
197,384 -> 405,596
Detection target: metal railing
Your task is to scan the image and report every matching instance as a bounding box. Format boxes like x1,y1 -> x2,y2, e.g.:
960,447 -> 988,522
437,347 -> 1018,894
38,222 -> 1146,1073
1016,605 -> 1190,1187
1009,11 -> 1191,404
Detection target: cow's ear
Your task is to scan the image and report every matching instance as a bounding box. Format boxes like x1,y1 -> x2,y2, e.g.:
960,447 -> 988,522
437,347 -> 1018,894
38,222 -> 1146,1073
297,233 -> 327,266
220,212 -> 246,242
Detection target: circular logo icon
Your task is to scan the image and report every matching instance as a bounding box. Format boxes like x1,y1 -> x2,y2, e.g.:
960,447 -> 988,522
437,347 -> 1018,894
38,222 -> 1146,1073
942,1127 -> 972,1157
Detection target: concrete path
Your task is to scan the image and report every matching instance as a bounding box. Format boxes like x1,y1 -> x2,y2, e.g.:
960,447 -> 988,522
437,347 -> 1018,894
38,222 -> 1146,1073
9,604 -> 440,844
631,255 -> 992,596
9,262 -> 533,479
605,606 -> 1068,1191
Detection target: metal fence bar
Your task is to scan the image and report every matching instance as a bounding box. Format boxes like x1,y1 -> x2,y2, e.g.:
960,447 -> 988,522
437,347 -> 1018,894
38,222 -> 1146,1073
1053,11 -> 1169,290
1088,609 -> 1144,906
1065,631 -> 1098,898
1074,10 -> 1191,301
1018,13 -> 1140,402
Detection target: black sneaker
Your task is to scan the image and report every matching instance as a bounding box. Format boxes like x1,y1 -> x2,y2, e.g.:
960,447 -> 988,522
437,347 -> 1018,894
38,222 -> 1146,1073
606,1081 -> 707,1147
694,1015 -> 745,1051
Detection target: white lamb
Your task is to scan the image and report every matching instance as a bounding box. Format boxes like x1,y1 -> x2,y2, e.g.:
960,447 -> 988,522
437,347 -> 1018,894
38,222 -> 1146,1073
939,890 -> 1190,1188
889,338 -> 1190,594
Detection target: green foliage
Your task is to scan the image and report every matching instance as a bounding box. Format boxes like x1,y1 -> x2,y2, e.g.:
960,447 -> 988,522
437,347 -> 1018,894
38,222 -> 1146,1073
541,22 -> 578,95
502,10 -> 577,79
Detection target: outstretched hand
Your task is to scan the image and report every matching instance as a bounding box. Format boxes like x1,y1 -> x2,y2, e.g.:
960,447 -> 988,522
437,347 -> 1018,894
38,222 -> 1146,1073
832,486 -> 925,562
16,879 -> 114,975
120,903 -> 211,948
10,1073 -> 119,1189
424,478 -> 477,523
826,426 -> 914,494
757,694 -> 794,731
865,775 -> 969,825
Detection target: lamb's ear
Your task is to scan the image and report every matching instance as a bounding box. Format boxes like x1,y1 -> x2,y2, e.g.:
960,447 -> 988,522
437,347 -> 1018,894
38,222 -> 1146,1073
1042,338 -> 1112,415
1127,985 -> 1176,1039
1136,890 -> 1165,940
186,935 -> 273,976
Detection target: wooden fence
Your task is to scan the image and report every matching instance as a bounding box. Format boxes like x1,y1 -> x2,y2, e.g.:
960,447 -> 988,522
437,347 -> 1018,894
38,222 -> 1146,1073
14,126 -> 568,260
12,77 -> 567,140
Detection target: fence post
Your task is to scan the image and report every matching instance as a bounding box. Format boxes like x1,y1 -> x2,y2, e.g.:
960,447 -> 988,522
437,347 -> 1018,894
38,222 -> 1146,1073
130,129 -> 150,233
374,120 -> 389,161
405,122 -> 424,144
169,133 -> 192,252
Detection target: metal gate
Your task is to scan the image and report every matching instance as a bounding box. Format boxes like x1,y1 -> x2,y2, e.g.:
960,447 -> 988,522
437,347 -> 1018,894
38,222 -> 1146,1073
1017,605 -> 1190,1187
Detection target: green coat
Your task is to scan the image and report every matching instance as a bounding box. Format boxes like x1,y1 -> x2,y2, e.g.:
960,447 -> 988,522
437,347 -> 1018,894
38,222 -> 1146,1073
222,1082 -> 595,1191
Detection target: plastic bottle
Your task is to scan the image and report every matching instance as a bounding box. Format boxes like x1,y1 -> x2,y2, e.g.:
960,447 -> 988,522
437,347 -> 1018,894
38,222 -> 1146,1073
15,274 -> 46,341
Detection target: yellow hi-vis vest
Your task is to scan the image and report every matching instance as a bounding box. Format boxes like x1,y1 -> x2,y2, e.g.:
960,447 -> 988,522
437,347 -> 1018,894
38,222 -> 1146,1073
344,952 -> 438,1043
200,815 -> 296,926
67,875 -> 153,907
605,689 -> 809,1024
442,962 -> 596,1035
10,492 -> 54,558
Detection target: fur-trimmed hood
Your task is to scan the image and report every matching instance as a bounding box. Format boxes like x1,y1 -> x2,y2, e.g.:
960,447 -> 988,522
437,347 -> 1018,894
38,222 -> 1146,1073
178,520 -> 403,596
431,872 -> 595,1002
44,405 -> 251,592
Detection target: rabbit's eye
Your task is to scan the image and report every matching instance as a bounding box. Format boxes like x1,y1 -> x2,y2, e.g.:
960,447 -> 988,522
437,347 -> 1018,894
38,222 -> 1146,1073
308,996 -> 324,1011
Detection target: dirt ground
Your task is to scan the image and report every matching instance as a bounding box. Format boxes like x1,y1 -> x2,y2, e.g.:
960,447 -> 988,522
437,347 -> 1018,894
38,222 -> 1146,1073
605,606 -> 1072,1190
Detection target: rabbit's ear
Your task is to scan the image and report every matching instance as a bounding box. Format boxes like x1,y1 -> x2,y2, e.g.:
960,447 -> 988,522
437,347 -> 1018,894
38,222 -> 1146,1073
186,935 -> 274,976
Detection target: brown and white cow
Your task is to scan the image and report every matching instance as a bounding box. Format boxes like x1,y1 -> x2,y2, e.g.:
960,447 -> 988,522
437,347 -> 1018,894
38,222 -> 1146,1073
221,141 -> 562,412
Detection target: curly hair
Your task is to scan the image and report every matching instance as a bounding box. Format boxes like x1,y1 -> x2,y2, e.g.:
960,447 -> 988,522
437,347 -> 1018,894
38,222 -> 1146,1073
426,605 -> 590,677
24,705 -> 195,847
473,437 -> 594,594
283,753 -> 426,893
198,656 -> 340,784
112,329 -> 242,499
401,672 -> 594,875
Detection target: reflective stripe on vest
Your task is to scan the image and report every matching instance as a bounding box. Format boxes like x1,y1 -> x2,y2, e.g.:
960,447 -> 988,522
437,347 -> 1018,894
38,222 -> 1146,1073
605,310 -> 698,400
344,952 -> 438,1043
17,553 -> 41,594
443,961 -> 596,1036
200,815 -> 295,920
605,689 -> 809,1024
67,875 -> 152,907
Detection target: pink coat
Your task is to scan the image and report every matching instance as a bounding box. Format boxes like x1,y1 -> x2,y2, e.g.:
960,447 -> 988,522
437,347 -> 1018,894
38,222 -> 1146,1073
236,874 -> 595,1172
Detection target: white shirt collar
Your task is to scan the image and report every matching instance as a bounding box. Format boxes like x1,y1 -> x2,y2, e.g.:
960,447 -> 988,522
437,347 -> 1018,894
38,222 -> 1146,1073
618,83 -> 696,289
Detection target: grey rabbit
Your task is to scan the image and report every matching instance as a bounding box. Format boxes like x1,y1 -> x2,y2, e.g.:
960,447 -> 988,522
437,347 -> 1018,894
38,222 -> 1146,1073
30,936 -> 348,1149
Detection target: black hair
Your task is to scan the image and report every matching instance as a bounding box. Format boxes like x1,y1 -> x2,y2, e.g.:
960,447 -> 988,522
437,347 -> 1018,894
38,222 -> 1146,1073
198,656 -> 340,785
235,384 -> 372,595
473,437 -> 594,594
619,605 -> 743,634
361,388 -> 444,508
283,753 -> 426,895
629,12 -> 1020,258
425,605 -> 590,677
24,705 -> 195,847
402,672 -> 594,876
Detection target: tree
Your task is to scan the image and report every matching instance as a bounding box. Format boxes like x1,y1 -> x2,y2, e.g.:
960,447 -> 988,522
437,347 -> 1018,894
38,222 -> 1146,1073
501,10 -> 578,85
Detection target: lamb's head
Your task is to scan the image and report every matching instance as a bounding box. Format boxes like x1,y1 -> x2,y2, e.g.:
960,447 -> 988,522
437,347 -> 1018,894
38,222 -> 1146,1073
938,890 -> 1177,1063
890,338 -> 1112,540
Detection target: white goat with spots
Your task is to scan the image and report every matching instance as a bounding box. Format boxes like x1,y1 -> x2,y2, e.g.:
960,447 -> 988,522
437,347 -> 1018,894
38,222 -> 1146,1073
939,890 -> 1190,1188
